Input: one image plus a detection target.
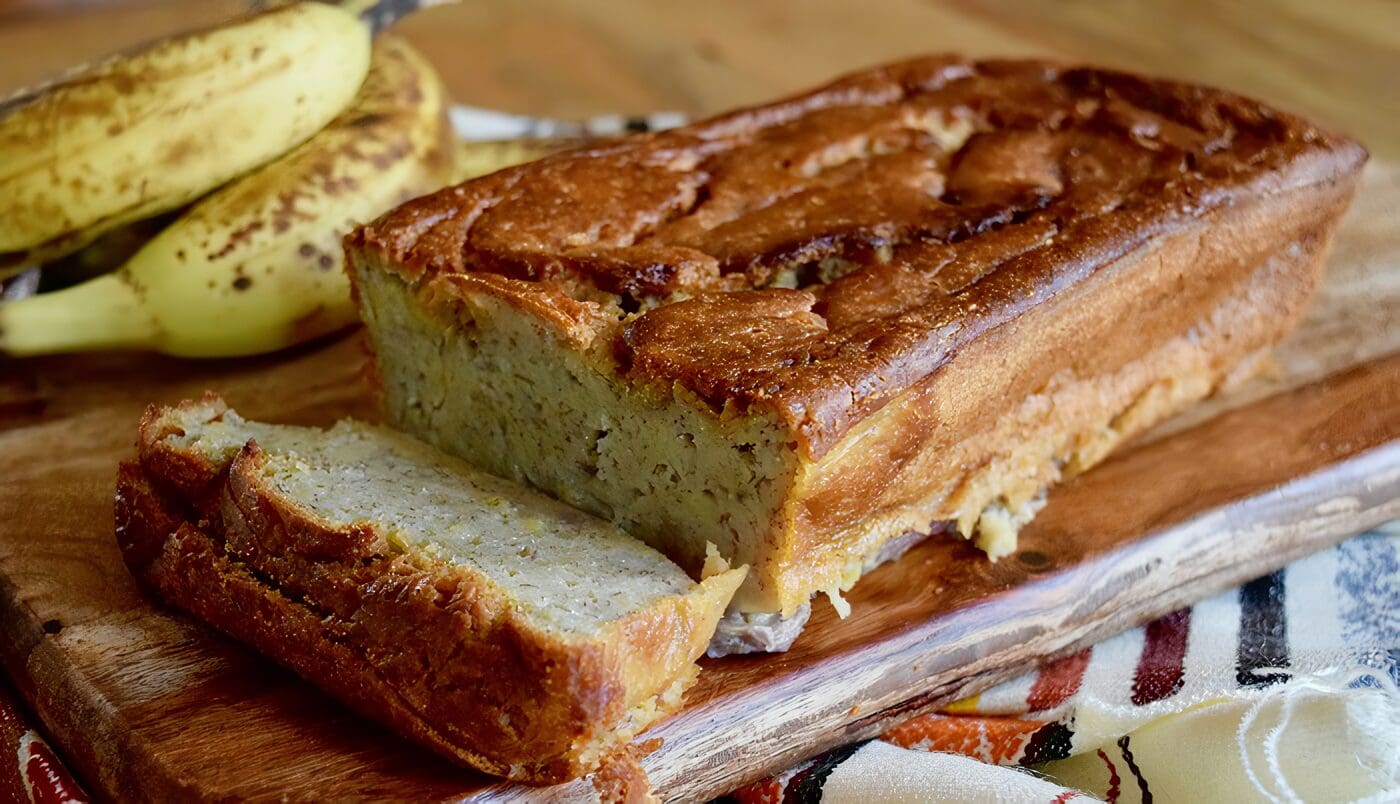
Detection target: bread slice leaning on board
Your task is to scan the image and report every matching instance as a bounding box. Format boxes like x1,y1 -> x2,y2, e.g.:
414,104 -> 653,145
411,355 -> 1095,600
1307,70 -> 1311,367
115,395 -> 745,784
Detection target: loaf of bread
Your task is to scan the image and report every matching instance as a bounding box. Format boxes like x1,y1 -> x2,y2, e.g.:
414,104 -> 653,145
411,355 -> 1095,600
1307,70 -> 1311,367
115,395 -> 745,783
345,56 -> 1365,648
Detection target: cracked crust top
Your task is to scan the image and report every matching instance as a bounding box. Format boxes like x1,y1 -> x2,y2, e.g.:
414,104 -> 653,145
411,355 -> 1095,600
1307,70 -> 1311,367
347,56 -> 1366,458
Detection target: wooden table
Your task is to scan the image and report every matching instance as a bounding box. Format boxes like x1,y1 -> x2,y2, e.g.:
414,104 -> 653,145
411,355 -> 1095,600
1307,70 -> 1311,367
3,0 -> 1398,158
1,1 -> 1398,800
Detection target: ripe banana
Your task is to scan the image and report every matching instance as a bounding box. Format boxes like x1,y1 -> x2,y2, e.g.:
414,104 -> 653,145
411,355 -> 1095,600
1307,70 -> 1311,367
0,35 -> 453,358
0,2 -> 372,275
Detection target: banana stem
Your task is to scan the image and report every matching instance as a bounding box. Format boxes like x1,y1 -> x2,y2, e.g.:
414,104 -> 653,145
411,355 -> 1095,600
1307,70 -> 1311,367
0,273 -> 159,356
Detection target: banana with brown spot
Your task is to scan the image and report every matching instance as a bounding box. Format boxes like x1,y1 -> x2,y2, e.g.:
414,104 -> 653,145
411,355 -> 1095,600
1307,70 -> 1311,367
0,35 -> 454,358
0,3 -> 374,276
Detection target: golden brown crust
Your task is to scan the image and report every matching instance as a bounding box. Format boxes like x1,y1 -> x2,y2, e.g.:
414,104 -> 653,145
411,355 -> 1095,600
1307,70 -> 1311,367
804,172 -> 1353,515
347,56 -> 1367,459
224,442 -> 386,562
591,740 -> 661,803
135,392 -> 231,499
779,172 -> 1357,597
116,462 -> 541,779
117,401 -> 741,784
117,459 -> 609,782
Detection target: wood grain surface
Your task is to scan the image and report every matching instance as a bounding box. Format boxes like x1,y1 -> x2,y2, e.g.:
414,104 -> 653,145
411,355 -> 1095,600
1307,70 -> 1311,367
1,335 -> 1396,801
0,1 -> 1398,800
3,0 -> 1398,156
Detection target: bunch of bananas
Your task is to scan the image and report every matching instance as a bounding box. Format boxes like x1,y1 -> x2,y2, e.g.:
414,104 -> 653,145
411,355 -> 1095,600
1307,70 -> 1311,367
0,1 -> 558,358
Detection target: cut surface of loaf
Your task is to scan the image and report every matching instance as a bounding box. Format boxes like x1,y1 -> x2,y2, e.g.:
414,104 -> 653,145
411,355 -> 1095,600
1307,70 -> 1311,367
116,395 -> 745,784
345,56 -> 1366,639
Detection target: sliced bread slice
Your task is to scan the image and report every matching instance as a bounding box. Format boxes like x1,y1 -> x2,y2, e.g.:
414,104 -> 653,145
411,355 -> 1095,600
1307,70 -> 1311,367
116,394 -> 745,784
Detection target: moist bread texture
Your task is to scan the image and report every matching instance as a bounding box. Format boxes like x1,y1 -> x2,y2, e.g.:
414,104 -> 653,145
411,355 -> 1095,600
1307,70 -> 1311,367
116,395 -> 744,784
346,56 -> 1366,623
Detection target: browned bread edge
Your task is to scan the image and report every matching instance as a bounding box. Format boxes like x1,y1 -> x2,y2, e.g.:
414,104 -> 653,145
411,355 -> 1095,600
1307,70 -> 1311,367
116,401 -> 742,784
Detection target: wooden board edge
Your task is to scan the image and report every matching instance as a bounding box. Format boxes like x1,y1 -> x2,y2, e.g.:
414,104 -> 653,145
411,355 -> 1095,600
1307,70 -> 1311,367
0,573 -> 200,803
472,439 -> 1400,801
638,441 -> 1400,801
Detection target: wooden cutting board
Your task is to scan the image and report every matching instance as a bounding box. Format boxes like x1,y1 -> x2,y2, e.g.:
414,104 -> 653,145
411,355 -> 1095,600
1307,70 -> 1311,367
0,156 -> 1394,800
1,0 -> 1399,794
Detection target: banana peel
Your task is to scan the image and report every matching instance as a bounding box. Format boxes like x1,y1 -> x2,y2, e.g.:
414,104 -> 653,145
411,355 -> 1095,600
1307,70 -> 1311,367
0,35 -> 454,357
0,2 -> 372,272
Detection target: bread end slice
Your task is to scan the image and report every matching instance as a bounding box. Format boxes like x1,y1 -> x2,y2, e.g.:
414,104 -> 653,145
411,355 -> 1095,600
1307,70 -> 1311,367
117,397 -> 744,784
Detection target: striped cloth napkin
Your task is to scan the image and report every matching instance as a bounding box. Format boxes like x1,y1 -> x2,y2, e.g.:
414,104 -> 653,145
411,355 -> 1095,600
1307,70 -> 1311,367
731,522 -> 1400,803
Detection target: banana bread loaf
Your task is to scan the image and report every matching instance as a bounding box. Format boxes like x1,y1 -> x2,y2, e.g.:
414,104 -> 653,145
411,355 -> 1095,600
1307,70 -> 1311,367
345,56 -> 1366,642
116,395 -> 744,783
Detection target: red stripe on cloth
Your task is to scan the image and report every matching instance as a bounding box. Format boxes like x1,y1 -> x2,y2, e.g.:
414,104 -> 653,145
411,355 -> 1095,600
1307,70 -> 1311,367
0,680 -> 86,803
1131,608 -> 1191,705
21,734 -> 86,804
1027,647 -> 1091,712
882,713 -> 1045,763
1051,792 -> 1082,803
1097,749 -> 1122,803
